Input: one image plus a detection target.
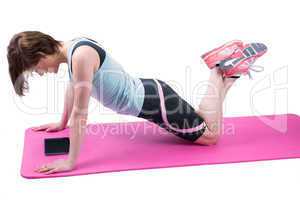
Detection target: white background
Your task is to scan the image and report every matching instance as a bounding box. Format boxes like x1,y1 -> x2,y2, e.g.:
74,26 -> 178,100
1,0 -> 299,199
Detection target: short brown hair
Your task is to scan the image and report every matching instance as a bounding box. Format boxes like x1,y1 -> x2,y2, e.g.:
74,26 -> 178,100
7,31 -> 62,96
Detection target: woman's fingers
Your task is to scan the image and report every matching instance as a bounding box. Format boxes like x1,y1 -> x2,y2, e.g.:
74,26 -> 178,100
44,168 -> 58,175
35,163 -> 55,173
36,168 -> 49,173
46,127 -> 58,132
35,165 -> 51,173
32,124 -> 49,131
32,123 -> 63,132
35,159 -> 72,175
31,127 -> 44,131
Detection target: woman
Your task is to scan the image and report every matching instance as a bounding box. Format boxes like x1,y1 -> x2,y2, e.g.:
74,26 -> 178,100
7,31 -> 267,174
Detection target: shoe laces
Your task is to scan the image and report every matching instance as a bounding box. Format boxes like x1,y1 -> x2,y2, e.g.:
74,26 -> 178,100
246,58 -> 264,79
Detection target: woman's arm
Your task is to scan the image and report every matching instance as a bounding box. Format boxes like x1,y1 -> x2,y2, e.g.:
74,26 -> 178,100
60,82 -> 74,128
67,47 -> 96,166
36,46 -> 98,174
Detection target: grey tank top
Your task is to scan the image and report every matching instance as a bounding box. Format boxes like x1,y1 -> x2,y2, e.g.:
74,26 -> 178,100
67,37 -> 145,116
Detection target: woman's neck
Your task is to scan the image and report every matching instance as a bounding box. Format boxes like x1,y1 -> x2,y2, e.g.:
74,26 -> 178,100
57,41 -> 71,64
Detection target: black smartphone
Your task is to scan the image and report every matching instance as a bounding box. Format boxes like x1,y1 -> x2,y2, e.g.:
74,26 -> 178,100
44,137 -> 70,156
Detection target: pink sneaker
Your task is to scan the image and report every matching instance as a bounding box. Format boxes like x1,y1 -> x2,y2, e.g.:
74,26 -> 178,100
201,40 -> 244,69
221,43 -> 267,79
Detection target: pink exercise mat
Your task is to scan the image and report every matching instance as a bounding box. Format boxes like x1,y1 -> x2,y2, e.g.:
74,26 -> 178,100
21,113 -> 300,179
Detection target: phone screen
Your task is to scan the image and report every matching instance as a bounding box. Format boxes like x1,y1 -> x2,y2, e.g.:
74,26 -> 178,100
44,137 -> 70,156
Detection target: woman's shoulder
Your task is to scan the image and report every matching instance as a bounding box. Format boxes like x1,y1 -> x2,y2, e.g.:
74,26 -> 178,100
71,45 -> 100,73
71,37 -> 105,63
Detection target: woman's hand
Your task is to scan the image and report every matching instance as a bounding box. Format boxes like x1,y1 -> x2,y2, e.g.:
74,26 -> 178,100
31,122 -> 66,132
35,159 -> 75,175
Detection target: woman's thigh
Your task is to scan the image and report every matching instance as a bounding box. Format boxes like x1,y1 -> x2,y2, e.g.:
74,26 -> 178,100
137,78 -> 207,142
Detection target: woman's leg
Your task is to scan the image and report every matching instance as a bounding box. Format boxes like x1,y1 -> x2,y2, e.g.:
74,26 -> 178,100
195,68 -> 238,145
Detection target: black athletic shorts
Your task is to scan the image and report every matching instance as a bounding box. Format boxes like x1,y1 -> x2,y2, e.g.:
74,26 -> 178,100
137,78 -> 207,142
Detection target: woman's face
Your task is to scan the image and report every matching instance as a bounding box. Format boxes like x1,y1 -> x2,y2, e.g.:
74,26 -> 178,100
31,54 -> 60,76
